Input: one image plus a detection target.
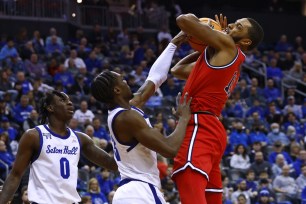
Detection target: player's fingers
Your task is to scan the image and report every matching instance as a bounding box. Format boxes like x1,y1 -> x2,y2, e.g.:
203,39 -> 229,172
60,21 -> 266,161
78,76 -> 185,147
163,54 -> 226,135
183,92 -> 188,105
224,16 -> 227,27
207,19 -> 212,27
176,92 -> 181,106
187,97 -> 192,106
172,107 -> 177,115
215,14 -> 220,23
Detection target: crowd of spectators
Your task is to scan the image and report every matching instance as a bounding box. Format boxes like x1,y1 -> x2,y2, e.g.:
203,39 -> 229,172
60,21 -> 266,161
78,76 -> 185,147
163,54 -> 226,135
0,15 -> 305,204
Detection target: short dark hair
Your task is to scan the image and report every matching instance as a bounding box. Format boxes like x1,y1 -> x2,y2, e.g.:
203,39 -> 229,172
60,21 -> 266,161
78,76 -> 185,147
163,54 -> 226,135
247,18 -> 264,50
91,71 -> 117,103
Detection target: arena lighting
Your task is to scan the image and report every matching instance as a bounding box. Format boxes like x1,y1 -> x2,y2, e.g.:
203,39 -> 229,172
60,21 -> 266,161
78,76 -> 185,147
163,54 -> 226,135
72,13 -> 76,17
77,0 -> 82,3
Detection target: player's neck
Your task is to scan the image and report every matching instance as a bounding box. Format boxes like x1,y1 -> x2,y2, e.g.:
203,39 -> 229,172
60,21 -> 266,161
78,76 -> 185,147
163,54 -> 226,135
47,120 -> 68,136
112,98 -> 131,109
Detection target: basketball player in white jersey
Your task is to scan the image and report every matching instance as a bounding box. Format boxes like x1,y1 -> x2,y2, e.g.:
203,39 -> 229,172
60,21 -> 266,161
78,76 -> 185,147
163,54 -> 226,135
0,91 -> 117,204
90,32 -> 191,204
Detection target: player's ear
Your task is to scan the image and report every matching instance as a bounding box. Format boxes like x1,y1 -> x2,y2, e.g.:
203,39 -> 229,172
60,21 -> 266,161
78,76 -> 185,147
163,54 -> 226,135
47,105 -> 54,113
114,85 -> 121,94
241,39 -> 252,47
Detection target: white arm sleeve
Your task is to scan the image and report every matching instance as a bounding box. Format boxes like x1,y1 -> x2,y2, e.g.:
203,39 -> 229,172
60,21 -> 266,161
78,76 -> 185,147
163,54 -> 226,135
146,43 -> 177,91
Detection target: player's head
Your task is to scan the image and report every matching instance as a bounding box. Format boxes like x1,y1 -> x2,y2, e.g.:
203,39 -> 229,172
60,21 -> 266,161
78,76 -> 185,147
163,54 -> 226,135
227,18 -> 264,51
91,70 -> 133,105
39,90 -> 74,124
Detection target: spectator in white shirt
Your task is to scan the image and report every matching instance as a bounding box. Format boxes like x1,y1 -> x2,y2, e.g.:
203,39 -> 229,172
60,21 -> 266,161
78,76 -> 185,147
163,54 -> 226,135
230,144 -> 251,171
73,100 -> 95,127
273,165 -> 298,203
64,49 -> 86,74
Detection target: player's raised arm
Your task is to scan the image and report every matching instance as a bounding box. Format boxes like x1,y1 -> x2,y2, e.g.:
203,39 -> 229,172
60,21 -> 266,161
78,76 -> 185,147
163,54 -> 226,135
119,92 -> 191,158
78,132 -> 117,171
176,13 -> 235,52
0,129 -> 38,204
129,31 -> 188,108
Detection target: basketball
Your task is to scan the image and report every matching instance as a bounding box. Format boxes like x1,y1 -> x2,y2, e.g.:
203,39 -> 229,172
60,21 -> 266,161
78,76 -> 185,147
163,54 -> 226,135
188,18 -> 222,52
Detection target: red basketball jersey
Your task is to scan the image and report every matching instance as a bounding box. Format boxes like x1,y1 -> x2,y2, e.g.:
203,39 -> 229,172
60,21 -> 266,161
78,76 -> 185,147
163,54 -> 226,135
182,46 -> 245,116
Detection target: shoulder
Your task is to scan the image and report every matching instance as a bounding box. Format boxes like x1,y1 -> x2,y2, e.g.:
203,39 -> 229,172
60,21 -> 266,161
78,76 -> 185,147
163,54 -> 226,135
73,131 -> 91,147
23,128 -> 40,138
115,109 -> 143,123
19,128 -> 40,148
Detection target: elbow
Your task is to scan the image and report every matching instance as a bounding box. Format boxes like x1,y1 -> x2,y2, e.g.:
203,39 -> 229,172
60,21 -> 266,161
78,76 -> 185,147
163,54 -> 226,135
176,15 -> 188,30
170,67 -> 179,78
161,148 -> 177,159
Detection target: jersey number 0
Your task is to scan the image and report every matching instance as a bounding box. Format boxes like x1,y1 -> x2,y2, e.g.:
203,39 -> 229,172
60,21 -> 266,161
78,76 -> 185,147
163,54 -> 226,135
60,157 -> 70,179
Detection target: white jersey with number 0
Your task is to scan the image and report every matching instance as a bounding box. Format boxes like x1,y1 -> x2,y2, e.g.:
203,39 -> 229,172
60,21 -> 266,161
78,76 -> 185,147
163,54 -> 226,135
28,125 -> 81,203
108,106 -> 161,188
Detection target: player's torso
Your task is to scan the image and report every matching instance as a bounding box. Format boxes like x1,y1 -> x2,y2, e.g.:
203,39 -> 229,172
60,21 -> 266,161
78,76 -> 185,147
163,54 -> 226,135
28,125 -> 81,203
183,47 -> 245,115
108,106 -> 161,188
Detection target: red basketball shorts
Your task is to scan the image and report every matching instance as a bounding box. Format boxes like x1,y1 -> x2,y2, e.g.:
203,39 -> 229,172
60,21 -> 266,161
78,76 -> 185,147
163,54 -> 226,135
172,113 -> 227,191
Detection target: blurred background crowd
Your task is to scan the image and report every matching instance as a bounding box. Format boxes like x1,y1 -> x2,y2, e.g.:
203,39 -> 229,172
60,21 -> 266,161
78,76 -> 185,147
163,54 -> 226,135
0,0 -> 305,204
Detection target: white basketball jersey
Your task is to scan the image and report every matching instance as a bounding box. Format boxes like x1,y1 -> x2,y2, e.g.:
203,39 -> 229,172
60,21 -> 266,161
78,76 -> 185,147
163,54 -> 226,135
28,125 -> 81,203
108,106 -> 161,188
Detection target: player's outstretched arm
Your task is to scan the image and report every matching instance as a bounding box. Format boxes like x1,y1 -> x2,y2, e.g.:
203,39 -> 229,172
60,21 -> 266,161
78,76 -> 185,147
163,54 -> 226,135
129,31 -> 188,108
119,93 -> 191,158
0,129 -> 37,204
78,132 -> 117,171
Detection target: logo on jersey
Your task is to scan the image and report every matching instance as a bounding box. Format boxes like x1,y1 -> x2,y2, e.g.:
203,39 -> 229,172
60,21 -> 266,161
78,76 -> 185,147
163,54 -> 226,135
42,133 -> 52,139
224,71 -> 238,97
46,145 -> 79,155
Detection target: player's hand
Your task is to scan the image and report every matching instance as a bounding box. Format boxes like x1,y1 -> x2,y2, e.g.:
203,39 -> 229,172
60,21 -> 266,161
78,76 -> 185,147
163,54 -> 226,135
171,31 -> 188,47
215,13 -> 227,32
174,92 -> 192,121
129,93 -> 141,107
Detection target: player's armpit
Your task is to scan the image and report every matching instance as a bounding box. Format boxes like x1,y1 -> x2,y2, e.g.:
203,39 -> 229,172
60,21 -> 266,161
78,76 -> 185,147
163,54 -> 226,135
171,62 -> 195,80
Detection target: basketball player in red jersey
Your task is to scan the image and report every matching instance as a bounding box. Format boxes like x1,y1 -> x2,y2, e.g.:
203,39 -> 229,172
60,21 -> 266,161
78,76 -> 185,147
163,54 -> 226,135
170,14 -> 264,204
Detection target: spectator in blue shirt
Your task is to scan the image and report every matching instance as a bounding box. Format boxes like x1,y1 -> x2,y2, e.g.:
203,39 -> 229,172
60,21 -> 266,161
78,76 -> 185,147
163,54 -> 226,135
96,169 -> 114,198
15,71 -> 33,95
291,150 -> 306,178
53,65 -> 75,90
268,141 -> 293,164
283,112 -> 304,135
13,95 -> 33,125
229,122 -> 248,149
223,100 -> 244,119
246,99 -> 265,119
92,117 -> 110,141
263,79 -> 281,103
248,126 -> 268,147
266,58 -> 283,87
85,51 -> 102,74
0,117 -> 18,141
45,35 -> 64,57
0,140 -> 15,180
246,169 -> 257,192
85,178 -> 108,204
0,38 -> 19,61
